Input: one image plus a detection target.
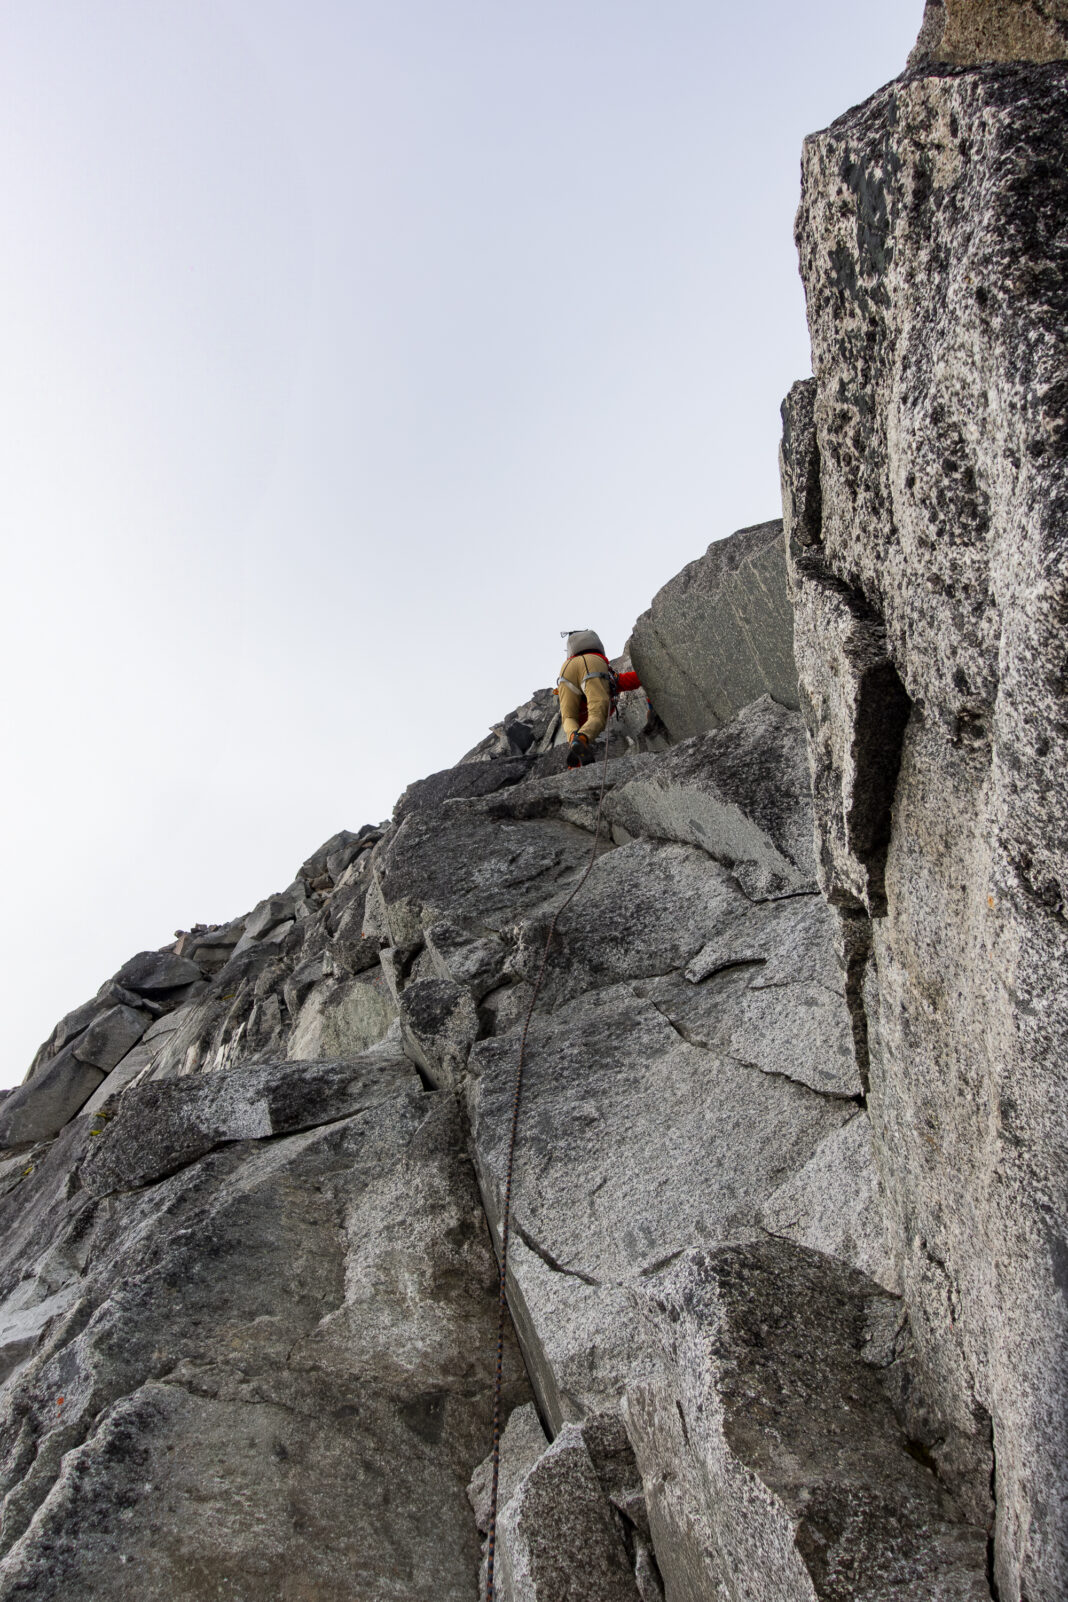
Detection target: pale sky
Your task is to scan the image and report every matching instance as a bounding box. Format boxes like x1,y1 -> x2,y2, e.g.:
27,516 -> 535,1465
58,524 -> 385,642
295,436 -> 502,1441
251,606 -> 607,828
0,1 -> 923,1085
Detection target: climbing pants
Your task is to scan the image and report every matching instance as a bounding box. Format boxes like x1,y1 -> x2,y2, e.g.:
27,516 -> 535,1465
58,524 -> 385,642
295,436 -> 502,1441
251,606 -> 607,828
557,654 -> 612,744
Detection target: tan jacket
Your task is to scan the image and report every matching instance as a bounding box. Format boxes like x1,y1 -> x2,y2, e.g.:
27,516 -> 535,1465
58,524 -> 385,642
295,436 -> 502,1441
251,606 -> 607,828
555,653 -> 612,743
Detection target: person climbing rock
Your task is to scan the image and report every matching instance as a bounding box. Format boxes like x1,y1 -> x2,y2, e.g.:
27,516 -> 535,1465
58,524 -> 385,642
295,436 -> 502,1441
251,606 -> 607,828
556,629 -> 641,768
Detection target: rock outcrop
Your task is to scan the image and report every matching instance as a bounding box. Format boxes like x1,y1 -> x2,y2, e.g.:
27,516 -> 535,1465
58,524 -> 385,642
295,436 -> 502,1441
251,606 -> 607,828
910,0 -> 1068,66
783,54 -> 1068,1602
628,519 -> 799,742
0,1054 -> 530,1601
626,1244 -> 989,1601
0,623 -> 993,1599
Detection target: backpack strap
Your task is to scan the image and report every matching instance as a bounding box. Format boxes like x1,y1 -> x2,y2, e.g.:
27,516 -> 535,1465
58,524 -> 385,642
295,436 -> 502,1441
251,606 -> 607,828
558,656 -> 619,701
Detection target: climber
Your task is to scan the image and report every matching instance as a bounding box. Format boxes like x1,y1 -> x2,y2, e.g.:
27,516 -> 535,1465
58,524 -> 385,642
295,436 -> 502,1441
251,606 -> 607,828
556,629 -> 642,768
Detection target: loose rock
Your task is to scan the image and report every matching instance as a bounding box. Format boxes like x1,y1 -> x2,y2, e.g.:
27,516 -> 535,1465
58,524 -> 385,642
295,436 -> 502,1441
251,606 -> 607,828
629,519 -> 798,742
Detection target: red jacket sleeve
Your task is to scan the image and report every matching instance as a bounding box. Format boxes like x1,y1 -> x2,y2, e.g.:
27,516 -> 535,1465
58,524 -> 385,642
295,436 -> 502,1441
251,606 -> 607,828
615,670 -> 641,692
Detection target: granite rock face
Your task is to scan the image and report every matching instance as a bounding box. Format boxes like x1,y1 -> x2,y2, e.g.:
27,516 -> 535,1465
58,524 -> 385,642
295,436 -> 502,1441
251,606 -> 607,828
0,667 -> 966,1600
910,0 -> 1068,66
625,1243 -> 989,1602
628,519 -> 799,741
468,980 -> 858,1428
0,1058 -> 529,1601
605,695 -> 818,897
0,1048 -> 106,1147
495,1426 -> 640,1602
785,58 -> 1068,1602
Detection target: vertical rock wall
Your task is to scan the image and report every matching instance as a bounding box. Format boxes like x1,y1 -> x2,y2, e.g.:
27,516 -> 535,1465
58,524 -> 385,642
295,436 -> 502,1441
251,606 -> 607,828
783,60 -> 1068,1602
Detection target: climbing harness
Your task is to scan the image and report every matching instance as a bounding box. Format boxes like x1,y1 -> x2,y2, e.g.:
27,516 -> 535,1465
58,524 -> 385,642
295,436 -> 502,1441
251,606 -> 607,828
556,654 -> 623,713
556,660 -> 617,694
484,729 -> 613,1602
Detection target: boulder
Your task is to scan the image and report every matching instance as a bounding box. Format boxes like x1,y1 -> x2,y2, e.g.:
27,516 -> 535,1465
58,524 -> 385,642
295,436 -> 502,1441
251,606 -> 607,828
79,1052 -> 418,1195
232,894 -> 298,954
181,941 -> 236,971
496,1425 -> 640,1602
628,520 -> 798,742
424,920 -> 510,1002
102,980 -> 166,1016
0,1083 -> 530,1601
372,804 -> 599,948
394,756 -> 533,823
624,1243 -> 989,1602
112,950 -> 202,996
71,1005 -> 149,1071
25,997 -> 103,1081
299,826 -> 377,885
398,979 -> 480,1090
286,974 -> 397,1061
0,1046 -> 105,1147
175,916 -> 247,967
909,0 -> 1068,65
605,698 -> 818,898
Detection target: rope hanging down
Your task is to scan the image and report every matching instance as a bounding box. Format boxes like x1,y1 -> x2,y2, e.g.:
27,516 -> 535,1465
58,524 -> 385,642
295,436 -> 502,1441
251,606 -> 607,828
484,732 -> 613,1602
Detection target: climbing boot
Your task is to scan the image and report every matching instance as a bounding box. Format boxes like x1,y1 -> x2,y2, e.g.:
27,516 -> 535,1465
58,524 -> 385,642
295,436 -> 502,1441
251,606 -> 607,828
566,733 -> 595,769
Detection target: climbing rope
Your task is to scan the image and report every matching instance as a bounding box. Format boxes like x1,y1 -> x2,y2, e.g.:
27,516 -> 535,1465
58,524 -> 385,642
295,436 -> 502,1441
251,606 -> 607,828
484,730 -> 613,1601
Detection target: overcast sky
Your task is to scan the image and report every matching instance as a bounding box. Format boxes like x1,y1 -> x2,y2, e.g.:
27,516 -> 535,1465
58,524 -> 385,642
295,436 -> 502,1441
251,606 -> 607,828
0,1 -> 923,1084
